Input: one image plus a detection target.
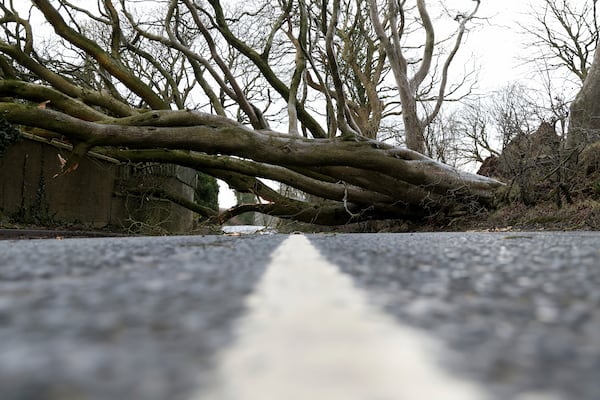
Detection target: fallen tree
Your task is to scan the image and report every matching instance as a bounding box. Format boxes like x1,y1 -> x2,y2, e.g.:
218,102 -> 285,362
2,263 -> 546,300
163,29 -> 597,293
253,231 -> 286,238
0,0 -> 503,226
0,96 -> 502,224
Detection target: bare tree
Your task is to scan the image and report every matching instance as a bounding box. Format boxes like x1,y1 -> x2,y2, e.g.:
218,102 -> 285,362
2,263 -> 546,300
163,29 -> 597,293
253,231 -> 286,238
368,0 -> 481,153
0,0 -> 502,226
569,39 -> 600,148
521,0 -> 600,195
522,0 -> 598,84
518,0 -> 598,148
431,102 -> 498,168
425,83 -> 542,169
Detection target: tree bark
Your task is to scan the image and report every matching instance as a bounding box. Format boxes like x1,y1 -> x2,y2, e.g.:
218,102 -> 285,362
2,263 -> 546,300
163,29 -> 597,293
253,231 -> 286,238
368,0 -> 480,154
568,41 -> 600,149
0,99 -> 503,224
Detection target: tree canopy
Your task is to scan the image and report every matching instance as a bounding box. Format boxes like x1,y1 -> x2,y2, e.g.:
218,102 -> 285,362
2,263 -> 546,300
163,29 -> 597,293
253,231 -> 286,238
0,0 -> 514,226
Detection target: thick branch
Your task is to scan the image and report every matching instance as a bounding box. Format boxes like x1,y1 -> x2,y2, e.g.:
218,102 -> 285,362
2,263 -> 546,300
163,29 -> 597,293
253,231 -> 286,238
410,0 -> 435,89
1,102 -> 503,205
0,42 -> 136,116
424,0 -> 480,127
207,0 -> 327,138
0,80 -> 108,121
210,170 -> 414,225
124,188 -> 218,219
103,148 -> 397,205
33,0 -> 169,110
325,0 -> 360,138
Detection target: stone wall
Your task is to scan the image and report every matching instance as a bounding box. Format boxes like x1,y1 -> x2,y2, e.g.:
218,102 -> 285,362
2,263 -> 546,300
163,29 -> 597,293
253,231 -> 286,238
0,137 -> 196,233
114,163 -> 197,233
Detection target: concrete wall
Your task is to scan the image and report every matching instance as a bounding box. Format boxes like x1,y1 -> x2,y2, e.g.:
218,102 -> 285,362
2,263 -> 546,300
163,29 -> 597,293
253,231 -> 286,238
0,138 -> 196,233
114,163 -> 197,233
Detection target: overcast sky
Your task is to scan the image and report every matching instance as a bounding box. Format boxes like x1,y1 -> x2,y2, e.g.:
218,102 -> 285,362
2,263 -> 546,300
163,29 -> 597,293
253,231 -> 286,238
459,0 -> 532,89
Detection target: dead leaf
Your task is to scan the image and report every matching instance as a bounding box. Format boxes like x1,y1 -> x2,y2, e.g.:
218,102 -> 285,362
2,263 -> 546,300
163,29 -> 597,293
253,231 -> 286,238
38,100 -> 51,109
53,153 -> 79,177
64,162 -> 79,173
57,153 -> 67,168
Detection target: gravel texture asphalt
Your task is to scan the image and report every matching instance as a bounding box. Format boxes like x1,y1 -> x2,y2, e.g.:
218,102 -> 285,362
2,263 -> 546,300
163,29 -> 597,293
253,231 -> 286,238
0,232 -> 599,400
0,234 -> 284,400
309,232 -> 600,400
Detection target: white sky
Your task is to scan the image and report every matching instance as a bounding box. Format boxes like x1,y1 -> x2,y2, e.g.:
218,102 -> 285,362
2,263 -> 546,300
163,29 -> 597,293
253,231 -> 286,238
450,0 -> 531,91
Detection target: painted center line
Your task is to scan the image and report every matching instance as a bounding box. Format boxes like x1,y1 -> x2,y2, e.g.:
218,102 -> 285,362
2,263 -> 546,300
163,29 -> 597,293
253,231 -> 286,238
194,235 -> 488,400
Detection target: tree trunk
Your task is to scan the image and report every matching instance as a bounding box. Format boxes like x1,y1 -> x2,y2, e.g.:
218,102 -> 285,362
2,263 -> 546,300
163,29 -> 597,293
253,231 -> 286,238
0,100 -> 503,225
568,41 -> 600,149
401,96 -> 427,154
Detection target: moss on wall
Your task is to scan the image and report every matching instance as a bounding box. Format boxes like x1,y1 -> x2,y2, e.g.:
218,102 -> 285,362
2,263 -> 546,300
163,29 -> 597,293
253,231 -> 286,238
196,172 -> 219,211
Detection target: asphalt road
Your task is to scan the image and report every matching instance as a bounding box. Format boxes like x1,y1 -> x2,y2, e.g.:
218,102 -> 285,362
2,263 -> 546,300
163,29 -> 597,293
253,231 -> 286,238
0,232 -> 599,399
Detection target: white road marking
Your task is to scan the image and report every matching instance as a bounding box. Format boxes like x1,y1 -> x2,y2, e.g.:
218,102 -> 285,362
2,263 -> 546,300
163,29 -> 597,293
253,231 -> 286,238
193,235 -> 489,400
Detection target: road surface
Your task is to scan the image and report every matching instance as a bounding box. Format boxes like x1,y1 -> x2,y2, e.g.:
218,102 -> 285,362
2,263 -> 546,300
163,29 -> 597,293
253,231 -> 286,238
0,232 -> 599,399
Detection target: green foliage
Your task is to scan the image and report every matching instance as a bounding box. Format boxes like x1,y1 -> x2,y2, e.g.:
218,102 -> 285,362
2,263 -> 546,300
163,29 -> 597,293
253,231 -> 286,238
196,172 -> 219,211
0,115 -> 21,157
